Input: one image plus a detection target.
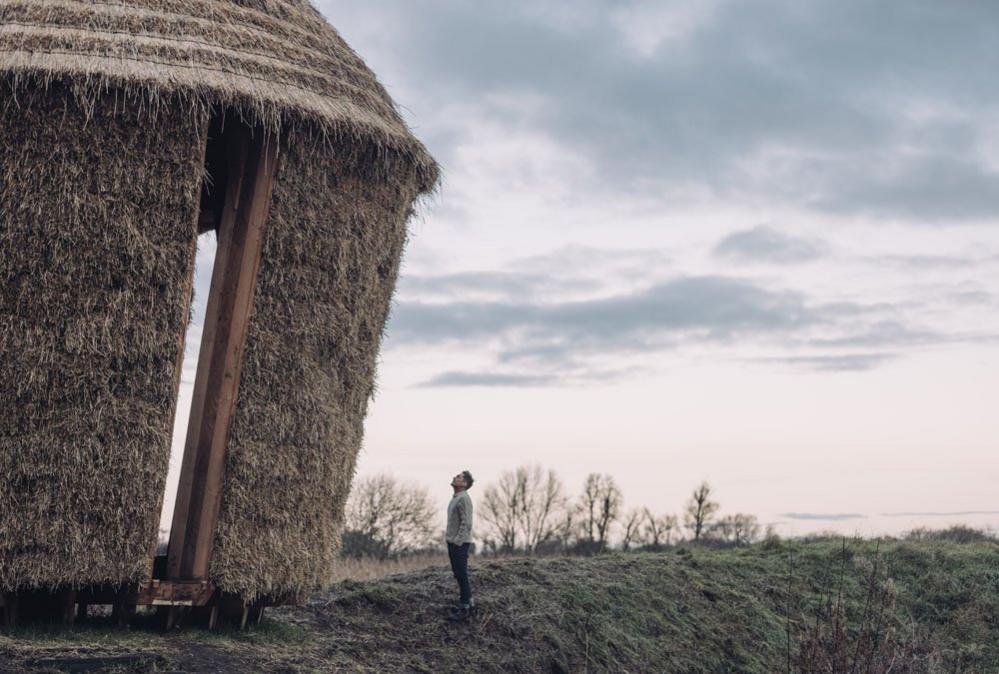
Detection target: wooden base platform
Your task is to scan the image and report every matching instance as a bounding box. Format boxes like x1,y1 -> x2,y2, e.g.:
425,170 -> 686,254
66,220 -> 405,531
0,580 -> 290,631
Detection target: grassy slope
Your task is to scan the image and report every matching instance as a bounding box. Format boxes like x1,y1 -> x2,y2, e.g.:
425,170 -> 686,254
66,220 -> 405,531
1,540 -> 996,673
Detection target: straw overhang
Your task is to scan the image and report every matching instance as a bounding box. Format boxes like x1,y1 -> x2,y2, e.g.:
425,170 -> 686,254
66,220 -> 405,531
0,0 -> 438,192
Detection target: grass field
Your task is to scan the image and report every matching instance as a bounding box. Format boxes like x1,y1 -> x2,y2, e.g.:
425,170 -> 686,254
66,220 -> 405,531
1,538 -> 996,673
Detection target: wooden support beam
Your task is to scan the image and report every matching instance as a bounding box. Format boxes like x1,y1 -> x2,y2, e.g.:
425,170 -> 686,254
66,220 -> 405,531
162,606 -> 182,632
136,580 -> 215,607
1,594 -> 16,629
215,594 -> 259,630
111,602 -> 132,629
167,123 -> 280,583
60,591 -> 77,626
247,604 -> 265,627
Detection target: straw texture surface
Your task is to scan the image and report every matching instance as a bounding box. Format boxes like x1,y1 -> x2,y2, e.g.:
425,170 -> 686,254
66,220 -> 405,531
209,129 -> 420,601
1,1 -> 437,598
0,82 -> 207,591
0,0 -> 438,191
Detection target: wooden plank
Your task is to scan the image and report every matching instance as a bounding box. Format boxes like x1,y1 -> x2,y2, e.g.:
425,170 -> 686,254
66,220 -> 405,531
167,123 -> 281,582
111,602 -> 134,628
136,580 -> 215,607
162,606 -> 181,631
0,594 -> 14,629
167,126 -> 247,580
61,591 -> 77,625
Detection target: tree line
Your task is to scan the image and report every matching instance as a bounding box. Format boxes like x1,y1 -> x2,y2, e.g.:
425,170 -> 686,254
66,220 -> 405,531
341,467 -> 765,559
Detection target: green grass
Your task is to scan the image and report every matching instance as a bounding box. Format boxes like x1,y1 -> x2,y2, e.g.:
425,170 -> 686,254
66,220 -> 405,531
1,539 -> 996,672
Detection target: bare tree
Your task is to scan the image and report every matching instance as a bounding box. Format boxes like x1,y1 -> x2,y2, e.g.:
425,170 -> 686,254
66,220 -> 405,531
715,513 -> 760,545
643,509 -> 678,549
579,473 -> 622,551
342,474 -> 437,558
735,513 -> 760,544
683,481 -> 719,542
551,502 -> 580,553
518,466 -> 569,553
479,470 -> 522,553
621,508 -> 648,551
480,465 -> 569,554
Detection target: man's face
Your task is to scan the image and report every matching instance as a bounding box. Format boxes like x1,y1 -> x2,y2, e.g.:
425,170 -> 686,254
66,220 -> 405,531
451,472 -> 466,489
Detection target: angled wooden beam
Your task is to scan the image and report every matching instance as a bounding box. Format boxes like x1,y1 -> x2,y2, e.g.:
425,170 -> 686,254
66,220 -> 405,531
167,123 -> 281,582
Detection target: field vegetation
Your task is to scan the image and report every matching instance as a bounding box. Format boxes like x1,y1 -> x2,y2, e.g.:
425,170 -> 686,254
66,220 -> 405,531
2,531 -> 996,673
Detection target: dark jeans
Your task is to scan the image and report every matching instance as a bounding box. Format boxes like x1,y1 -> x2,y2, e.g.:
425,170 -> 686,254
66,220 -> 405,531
447,542 -> 472,606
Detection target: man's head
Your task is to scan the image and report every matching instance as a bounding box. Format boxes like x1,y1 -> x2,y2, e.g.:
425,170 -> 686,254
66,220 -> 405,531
451,470 -> 474,491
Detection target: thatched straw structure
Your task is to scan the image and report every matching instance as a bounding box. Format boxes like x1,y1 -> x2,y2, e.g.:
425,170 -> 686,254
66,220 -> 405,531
0,83 -> 207,592
1,0 -> 436,599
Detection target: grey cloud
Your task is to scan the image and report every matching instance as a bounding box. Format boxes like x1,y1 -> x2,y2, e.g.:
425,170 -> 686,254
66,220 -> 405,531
323,0 -> 999,222
810,155 -> 999,222
875,255 -> 979,270
417,366 -> 634,388
714,226 -> 827,264
385,271 -> 928,385
949,290 -> 994,306
399,271 -> 598,300
398,246 -> 670,301
808,321 -> 942,349
510,245 -> 671,276
418,371 -> 560,388
881,511 -> 999,518
871,253 -> 999,271
782,513 -> 866,521
389,276 -> 818,351
758,353 -> 896,372
384,240 -> 997,384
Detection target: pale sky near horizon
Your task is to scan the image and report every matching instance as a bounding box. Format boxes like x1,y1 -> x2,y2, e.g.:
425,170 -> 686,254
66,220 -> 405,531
164,1 -> 999,540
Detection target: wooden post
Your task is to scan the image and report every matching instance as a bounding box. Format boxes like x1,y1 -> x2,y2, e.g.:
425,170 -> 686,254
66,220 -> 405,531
247,604 -> 265,626
111,601 -> 135,629
166,124 -> 280,583
60,591 -> 77,625
163,606 -> 182,632
4,595 -> 17,629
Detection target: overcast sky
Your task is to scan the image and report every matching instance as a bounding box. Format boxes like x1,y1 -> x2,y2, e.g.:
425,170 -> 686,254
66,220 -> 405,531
167,1 -> 998,538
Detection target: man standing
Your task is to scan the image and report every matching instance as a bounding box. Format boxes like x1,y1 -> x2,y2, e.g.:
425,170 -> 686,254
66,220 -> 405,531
446,470 -> 475,622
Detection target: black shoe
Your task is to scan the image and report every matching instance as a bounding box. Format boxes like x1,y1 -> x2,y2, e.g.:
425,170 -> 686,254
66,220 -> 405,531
447,606 -> 470,623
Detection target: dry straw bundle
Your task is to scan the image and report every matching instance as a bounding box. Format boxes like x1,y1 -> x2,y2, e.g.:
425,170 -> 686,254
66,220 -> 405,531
1,0 -> 437,598
0,84 -> 208,591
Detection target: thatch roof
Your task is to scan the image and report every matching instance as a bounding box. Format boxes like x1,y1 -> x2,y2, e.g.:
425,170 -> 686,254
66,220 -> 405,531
0,0 -> 438,192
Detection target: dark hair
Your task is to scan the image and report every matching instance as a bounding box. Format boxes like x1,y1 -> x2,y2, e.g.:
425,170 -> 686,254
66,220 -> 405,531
462,470 -> 474,489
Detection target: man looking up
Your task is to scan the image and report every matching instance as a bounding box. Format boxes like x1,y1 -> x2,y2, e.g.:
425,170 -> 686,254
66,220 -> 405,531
446,470 -> 475,621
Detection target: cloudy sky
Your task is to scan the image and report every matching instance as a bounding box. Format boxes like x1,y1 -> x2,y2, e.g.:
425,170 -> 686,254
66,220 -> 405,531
166,1 -> 998,538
